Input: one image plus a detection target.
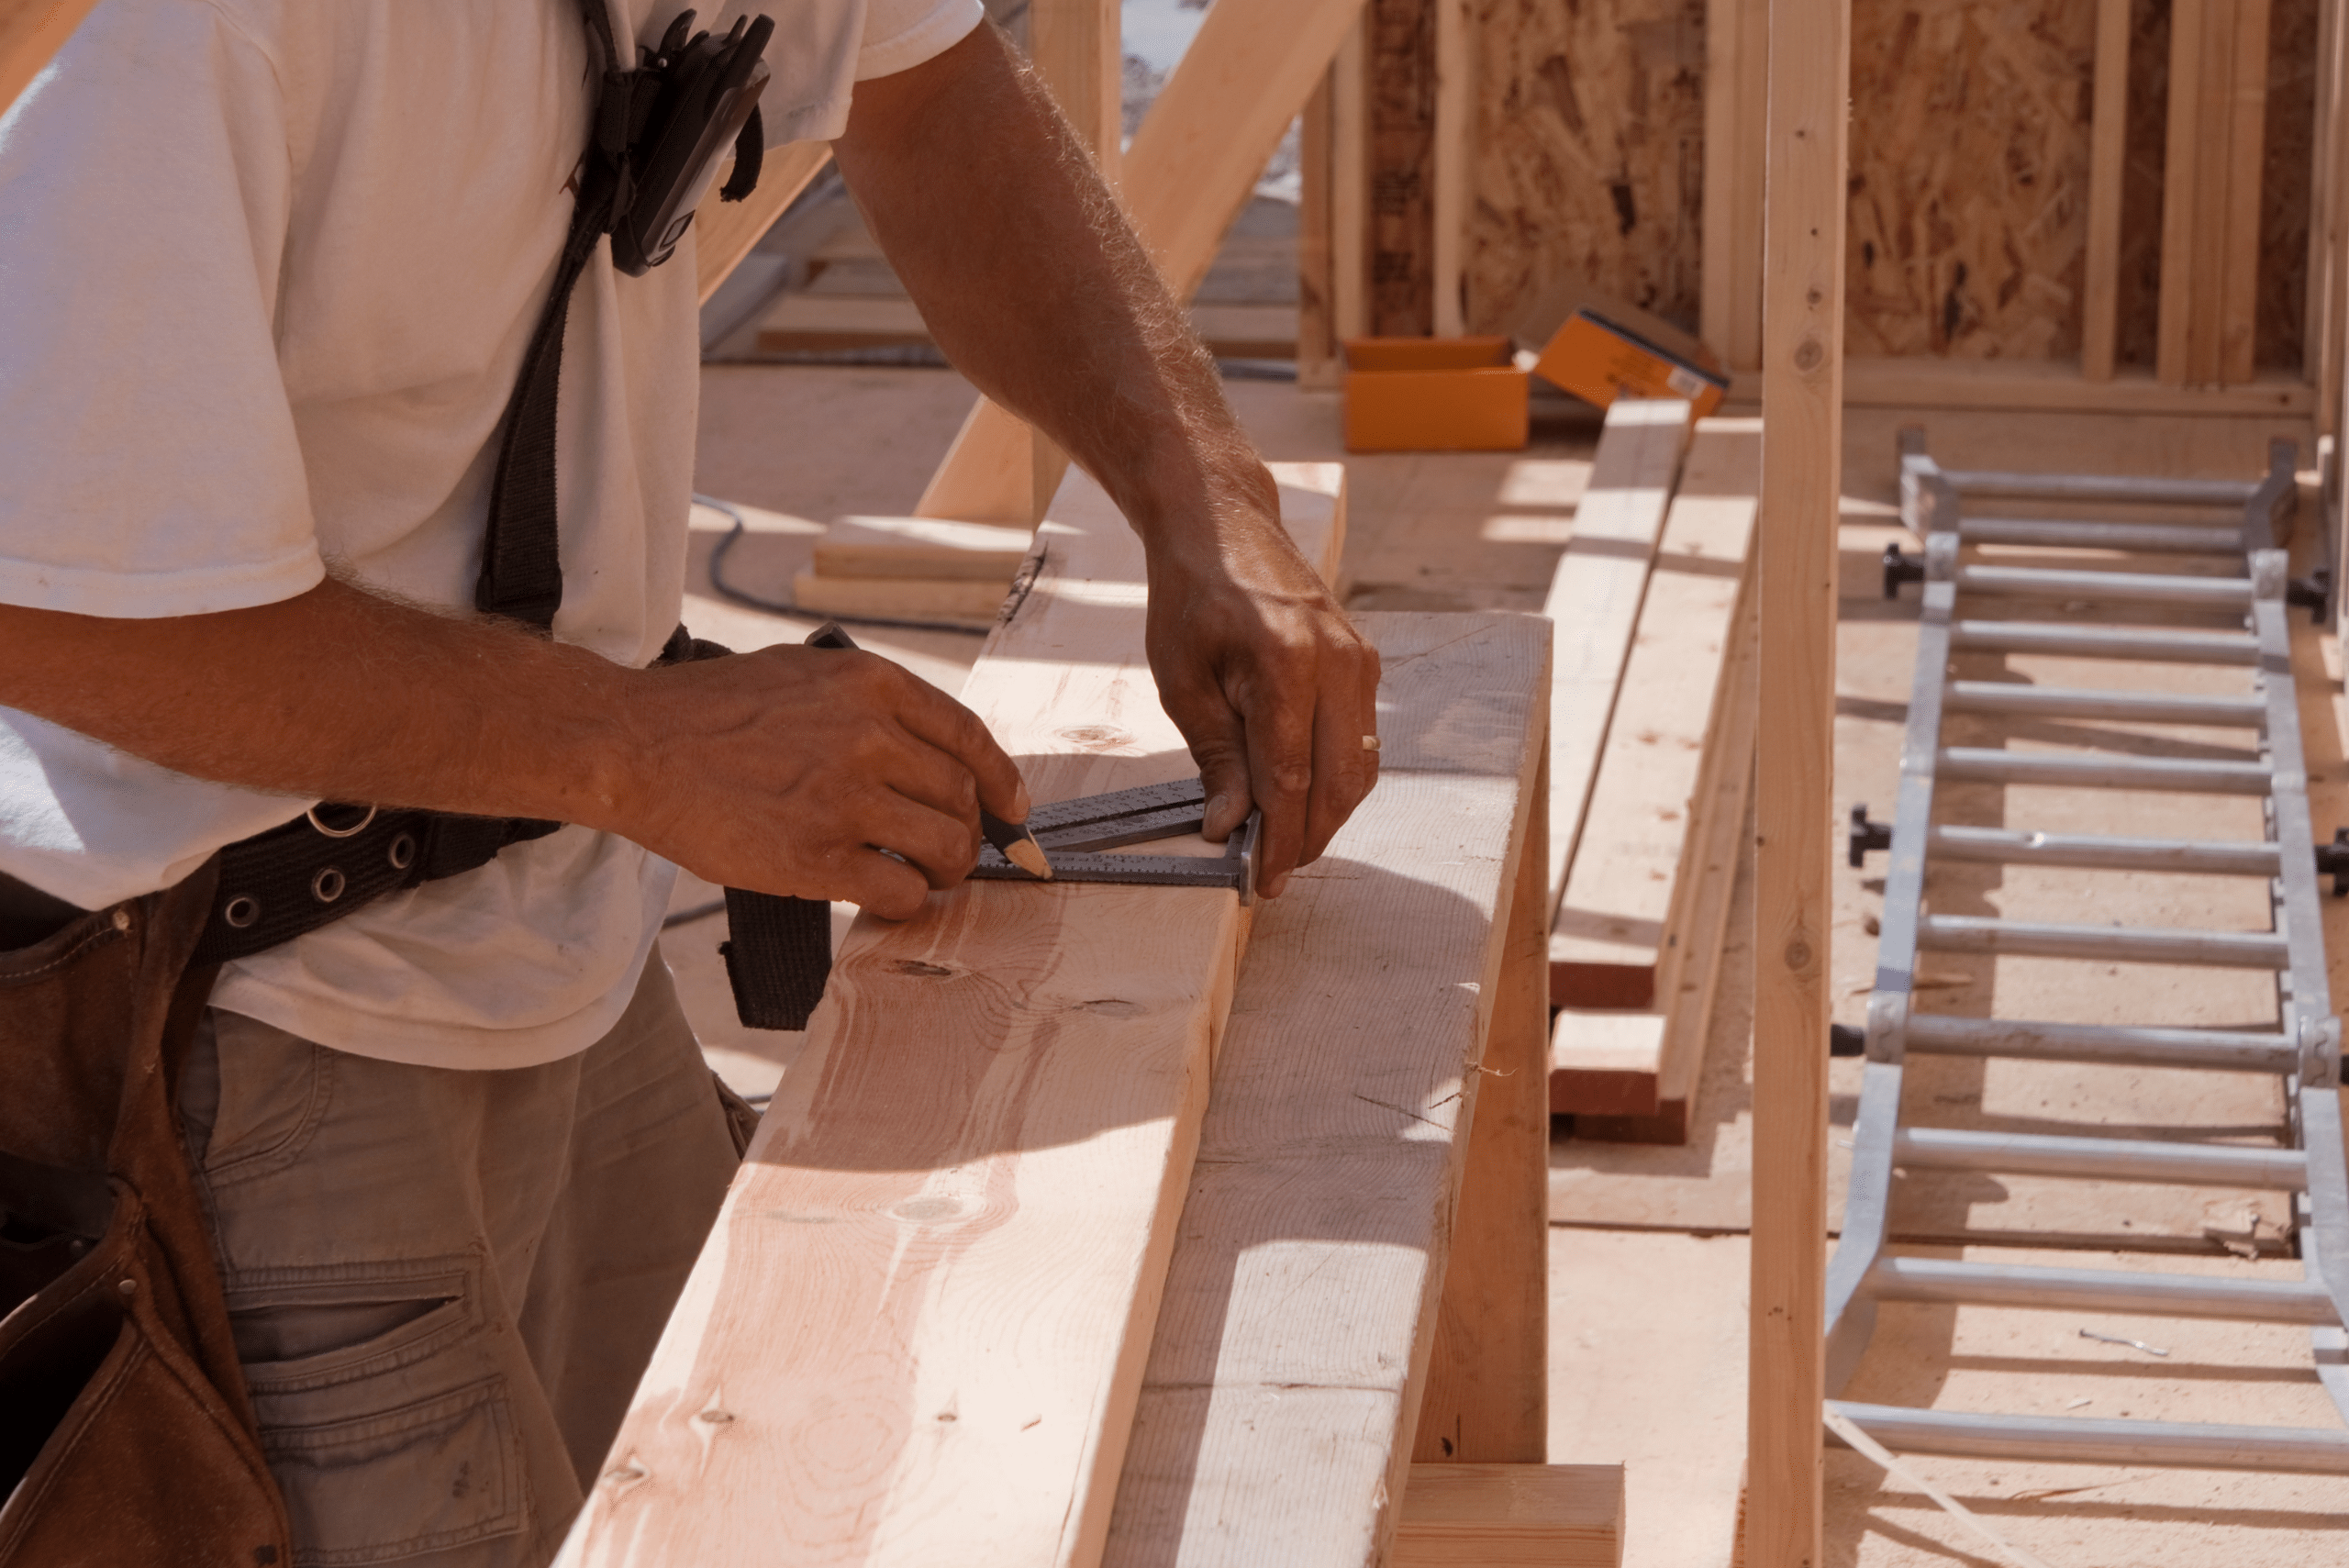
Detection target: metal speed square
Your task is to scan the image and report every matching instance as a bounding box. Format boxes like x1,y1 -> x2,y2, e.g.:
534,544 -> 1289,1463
968,775 -> 1259,903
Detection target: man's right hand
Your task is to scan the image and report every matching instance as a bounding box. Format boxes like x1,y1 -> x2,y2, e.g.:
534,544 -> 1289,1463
618,644 -> 1030,919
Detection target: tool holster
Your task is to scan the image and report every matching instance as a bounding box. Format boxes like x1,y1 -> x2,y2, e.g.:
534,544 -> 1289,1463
0,864 -> 291,1567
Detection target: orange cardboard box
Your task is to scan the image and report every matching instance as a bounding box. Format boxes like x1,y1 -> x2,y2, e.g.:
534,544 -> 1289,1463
1531,309 -> 1729,417
1342,336 -> 1529,452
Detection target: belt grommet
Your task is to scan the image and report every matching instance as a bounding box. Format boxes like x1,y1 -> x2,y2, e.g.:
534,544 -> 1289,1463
388,833 -> 417,872
223,895 -> 261,929
311,867 -> 346,905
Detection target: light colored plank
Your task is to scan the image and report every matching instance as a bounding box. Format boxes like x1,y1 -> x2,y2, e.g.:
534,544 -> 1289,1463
2217,0 -> 2272,384
2080,0 -> 2130,382
1102,611 -> 1550,1568
1541,397 -> 1695,927
1297,66 -> 1339,388
1392,1463 -> 1623,1568
1551,419 -> 1760,996
917,0 -> 1368,524
0,0 -> 100,119
2156,0 -> 2208,386
1752,0 -> 1847,1560
1030,0 -> 1121,183
1416,742 -> 1550,1463
694,141 -> 833,306
557,467 -> 1340,1568
814,516 -> 1035,582
788,570 -> 1008,622
2308,0 -> 2349,430
1331,17 -> 1370,347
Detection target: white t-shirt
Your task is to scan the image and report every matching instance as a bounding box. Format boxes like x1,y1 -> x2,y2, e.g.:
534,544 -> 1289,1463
0,0 -> 982,1067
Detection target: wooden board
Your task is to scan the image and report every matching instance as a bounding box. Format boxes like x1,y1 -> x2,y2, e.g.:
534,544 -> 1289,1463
1751,0 -> 1847,1559
2080,0 -> 2131,381
0,0 -> 101,118
556,465 -> 1341,1568
788,570 -> 1009,622
694,142 -> 833,306
1391,1463 -> 1624,1568
1540,397 -> 1694,927
1367,0 -> 1438,336
1467,0 -> 1708,343
1099,610 -> 1550,1568
814,517 -> 1036,582
1551,417 -> 1759,1004
1838,355 -> 2315,416
916,0 -> 1368,526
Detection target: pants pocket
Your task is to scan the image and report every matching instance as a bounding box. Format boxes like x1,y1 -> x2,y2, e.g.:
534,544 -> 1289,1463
260,1378 -> 525,1567
232,1260 -> 529,1565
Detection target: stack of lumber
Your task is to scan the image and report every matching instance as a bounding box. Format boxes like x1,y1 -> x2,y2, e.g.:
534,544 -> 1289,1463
789,514 -> 1035,626
1543,410 -> 1763,1143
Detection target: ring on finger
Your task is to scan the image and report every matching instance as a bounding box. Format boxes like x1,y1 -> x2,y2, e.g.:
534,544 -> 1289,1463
1361,735 -> 1380,752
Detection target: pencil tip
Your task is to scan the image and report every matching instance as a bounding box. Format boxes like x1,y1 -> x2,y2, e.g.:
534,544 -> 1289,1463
1006,837 -> 1053,879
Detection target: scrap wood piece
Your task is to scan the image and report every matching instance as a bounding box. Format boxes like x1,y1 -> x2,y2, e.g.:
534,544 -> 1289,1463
1392,1463 -> 1626,1568
1551,416 -> 1760,1006
1102,611 -> 1551,1568
918,0 -> 1372,524
812,516 -> 1036,583
0,0 -> 102,117
557,463 -> 1341,1568
1541,396 -> 1696,926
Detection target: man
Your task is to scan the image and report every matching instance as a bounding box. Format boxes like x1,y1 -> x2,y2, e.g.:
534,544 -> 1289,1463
0,1 -> 1377,1562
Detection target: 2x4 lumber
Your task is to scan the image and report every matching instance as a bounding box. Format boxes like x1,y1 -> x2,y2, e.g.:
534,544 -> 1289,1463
2079,0 -> 2130,382
812,516 -> 1033,581
1551,417 -> 1760,1006
0,0 -> 99,118
1390,1463 -> 1624,1568
1698,0 -> 1769,371
1100,612 -> 1550,1568
2217,0 -> 2274,384
2157,0 -> 2273,387
556,466 -> 1342,1568
1753,0 -> 1847,1562
2156,0 -> 2209,385
1430,0 -> 1472,339
1297,70 -> 1340,388
786,570 -> 1007,623
1541,397 -> 1695,929
1030,0 -> 1122,183
918,0 -> 1370,525
2308,0 -> 2349,430
694,142 -> 833,306
1839,356 -> 2314,416
1415,741 -> 1549,1464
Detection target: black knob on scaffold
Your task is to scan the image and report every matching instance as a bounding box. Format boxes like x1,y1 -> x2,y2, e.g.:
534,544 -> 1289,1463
2288,567 -> 2332,626
1829,1024 -> 1867,1058
1881,543 -> 1925,599
1848,803 -> 1893,868
2317,827 -> 2349,897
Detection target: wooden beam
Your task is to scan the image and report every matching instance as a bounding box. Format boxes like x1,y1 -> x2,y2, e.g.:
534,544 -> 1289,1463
1332,18 -> 1371,349
1366,0 -> 1438,336
0,0 -> 99,117
2216,0 -> 2273,385
1431,0 -> 1473,338
2156,0 -> 2209,385
2080,0 -> 2130,382
1391,1464 -> 1625,1568
1540,398 -> 1695,927
1415,741 -> 1549,1463
2306,0 -> 2349,428
694,143 -> 833,306
1698,0 -> 1770,372
1031,0 -> 1122,183
1101,612 -> 1550,1568
1297,68 -> 1341,388
918,0 -> 1369,525
1751,0 -> 1847,1559
1838,356 -> 2316,416
556,465 -> 1344,1568
1551,417 -> 1760,1009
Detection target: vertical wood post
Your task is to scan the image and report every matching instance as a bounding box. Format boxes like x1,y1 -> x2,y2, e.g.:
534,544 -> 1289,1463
1367,0 -> 1438,336
1701,0 -> 1771,373
2080,0 -> 2130,382
1414,749 -> 1551,1464
1431,0 -> 1473,338
1750,0 -> 1846,1560
1298,70 -> 1341,387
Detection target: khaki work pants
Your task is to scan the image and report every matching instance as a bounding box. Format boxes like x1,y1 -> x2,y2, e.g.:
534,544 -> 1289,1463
180,959 -> 741,1568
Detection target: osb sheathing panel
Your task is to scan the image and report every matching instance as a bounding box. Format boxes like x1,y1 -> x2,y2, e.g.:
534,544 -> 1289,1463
1843,0 -> 2096,360
1464,0 -> 1707,338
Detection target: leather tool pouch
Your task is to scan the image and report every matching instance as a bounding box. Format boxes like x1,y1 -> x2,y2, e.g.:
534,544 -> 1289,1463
0,866 -> 290,1567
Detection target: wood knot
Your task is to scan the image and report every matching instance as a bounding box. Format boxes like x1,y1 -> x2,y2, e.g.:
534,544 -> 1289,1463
1056,724 -> 1134,750
890,1196 -> 966,1224
1784,939 -> 1815,972
893,960 -> 957,979
1793,337 -> 1824,371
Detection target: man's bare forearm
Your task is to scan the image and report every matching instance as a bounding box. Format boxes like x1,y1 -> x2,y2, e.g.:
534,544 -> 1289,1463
831,25 -> 1271,548
0,582 -> 643,828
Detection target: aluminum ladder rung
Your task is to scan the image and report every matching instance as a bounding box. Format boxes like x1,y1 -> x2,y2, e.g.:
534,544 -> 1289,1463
1895,1127 -> 2306,1190
1870,1256 -> 2335,1323
1940,469 -> 2261,507
1958,517 -> 2245,553
1925,824 -> 2279,876
1954,563 -> 2254,606
1943,681 -> 2265,728
1902,1014 -> 2299,1072
1918,914 -> 2288,969
1830,1402 -> 2349,1474
1938,747 -> 2272,795
1948,620 -> 2260,664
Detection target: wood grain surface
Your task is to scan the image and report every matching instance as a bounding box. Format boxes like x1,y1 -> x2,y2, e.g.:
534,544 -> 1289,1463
557,468 -> 1341,1568
1102,611 -> 1549,1568
1540,397 -> 1694,927
1751,0 -> 1848,1558
1391,1462 -> 1624,1568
